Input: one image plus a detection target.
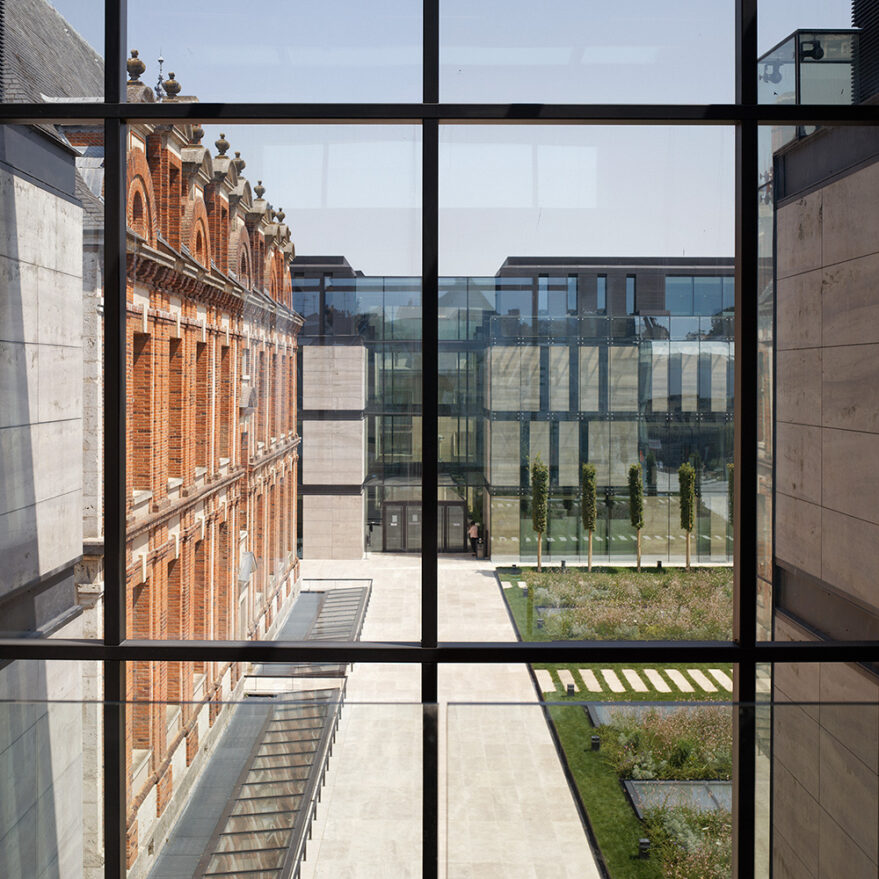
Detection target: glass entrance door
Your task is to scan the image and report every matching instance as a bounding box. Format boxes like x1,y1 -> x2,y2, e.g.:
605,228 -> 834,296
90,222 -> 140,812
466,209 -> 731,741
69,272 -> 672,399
384,503 -> 404,551
442,503 -> 467,552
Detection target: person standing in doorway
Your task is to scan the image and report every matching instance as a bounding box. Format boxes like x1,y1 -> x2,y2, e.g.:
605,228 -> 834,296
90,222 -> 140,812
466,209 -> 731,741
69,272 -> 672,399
468,521 -> 479,556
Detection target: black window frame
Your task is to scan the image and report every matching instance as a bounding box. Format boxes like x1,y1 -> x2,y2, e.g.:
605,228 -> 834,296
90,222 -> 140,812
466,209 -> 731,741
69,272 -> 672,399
0,2 -> 878,878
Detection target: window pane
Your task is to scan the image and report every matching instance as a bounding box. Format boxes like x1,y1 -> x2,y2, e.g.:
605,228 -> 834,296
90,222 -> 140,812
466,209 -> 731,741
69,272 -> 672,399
126,685 -> 421,877
441,0 -> 735,103
0,123 -> 103,640
448,698 -> 736,876
763,120 -> 879,640
439,125 -> 734,642
128,0 -> 421,102
0,664 -> 104,877
0,1 -> 103,101
124,124 -> 420,643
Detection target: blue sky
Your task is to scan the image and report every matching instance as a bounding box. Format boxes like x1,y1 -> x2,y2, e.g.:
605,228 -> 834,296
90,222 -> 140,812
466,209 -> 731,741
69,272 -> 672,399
49,0 -> 851,274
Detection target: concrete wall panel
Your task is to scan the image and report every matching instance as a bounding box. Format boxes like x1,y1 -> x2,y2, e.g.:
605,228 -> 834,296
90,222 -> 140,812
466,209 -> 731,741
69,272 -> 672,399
302,420 -> 365,486
775,493 -> 822,578
776,422 -> 822,504
608,346 -> 638,411
578,346 -> 599,411
303,494 -> 365,559
821,508 -> 879,612
548,346 -> 569,411
651,342 -> 668,412
777,269 -> 822,351
822,343 -> 879,433
777,349 -> 821,426
777,191 -> 823,279
558,421 -> 579,487
302,346 -> 366,411
822,428 -> 879,526
489,421 -> 519,486
519,346 -> 540,411
822,252 -> 879,348
822,158 -> 879,266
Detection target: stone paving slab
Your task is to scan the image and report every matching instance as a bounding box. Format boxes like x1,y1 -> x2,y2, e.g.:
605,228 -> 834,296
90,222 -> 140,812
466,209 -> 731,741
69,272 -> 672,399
687,668 -> 718,692
622,668 -> 649,692
534,669 -> 555,693
600,669 -> 626,693
557,669 -> 576,691
644,669 -> 672,692
709,668 -> 734,691
579,669 -> 603,692
665,669 -> 695,692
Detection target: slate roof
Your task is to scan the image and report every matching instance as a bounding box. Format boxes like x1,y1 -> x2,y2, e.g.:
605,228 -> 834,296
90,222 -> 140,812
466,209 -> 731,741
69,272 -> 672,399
0,0 -> 104,102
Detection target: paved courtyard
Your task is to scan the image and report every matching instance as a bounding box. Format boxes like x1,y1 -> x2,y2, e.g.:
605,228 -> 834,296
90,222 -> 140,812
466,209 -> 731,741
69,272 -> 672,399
296,554 -> 601,879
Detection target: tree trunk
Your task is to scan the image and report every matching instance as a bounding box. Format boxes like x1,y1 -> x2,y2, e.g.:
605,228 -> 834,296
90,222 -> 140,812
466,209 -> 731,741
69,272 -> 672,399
685,530 -> 691,570
637,528 -> 641,572
588,530 -> 593,572
537,532 -> 543,572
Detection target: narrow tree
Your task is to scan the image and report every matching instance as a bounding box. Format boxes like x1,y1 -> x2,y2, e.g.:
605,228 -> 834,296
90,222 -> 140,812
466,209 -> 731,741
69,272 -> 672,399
679,462 -> 696,570
629,463 -> 644,572
581,463 -> 597,572
531,455 -> 548,573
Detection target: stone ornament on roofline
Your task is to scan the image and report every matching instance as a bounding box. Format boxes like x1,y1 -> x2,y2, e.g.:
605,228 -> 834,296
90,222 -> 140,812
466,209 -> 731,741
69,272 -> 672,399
127,49 -> 146,83
163,73 -> 182,99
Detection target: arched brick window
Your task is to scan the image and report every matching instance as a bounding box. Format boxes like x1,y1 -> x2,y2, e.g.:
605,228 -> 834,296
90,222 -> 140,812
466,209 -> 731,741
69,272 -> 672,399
194,228 -> 206,267
131,191 -> 146,239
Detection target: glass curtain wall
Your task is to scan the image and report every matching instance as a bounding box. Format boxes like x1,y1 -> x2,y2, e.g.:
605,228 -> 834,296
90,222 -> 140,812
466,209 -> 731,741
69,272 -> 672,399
0,1 -> 878,878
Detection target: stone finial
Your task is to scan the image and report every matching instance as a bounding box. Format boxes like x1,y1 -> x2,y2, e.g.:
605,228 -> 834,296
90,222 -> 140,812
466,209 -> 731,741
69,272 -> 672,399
232,151 -> 246,173
163,72 -> 181,98
254,180 -> 266,199
215,133 -> 230,156
127,49 -> 146,83
276,207 -> 285,223
190,123 -> 205,144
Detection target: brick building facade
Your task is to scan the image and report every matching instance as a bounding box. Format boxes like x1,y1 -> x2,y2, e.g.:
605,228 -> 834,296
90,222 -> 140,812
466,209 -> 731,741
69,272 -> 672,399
66,65 -> 304,874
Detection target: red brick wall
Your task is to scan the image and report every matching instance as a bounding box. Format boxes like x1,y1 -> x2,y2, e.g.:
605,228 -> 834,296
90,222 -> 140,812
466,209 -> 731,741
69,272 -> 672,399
119,129 -> 303,850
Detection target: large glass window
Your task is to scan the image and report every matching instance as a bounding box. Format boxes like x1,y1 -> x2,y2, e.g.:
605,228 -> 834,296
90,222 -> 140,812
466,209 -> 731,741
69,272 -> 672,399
2,2 -> 877,879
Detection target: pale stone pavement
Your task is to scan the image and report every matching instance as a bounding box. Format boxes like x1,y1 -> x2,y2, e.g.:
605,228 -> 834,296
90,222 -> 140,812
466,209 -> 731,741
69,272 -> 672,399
297,554 -> 601,878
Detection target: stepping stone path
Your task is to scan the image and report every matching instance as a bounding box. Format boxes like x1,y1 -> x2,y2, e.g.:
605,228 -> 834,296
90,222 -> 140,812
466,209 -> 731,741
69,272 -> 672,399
664,669 -> 695,692
579,669 -> 603,692
535,665 -> 735,697
622,669 -> 649,693
600,669 -> 626,693
709,669 -> 733,691
644,669 -> 672,693
687,669 -> 718,692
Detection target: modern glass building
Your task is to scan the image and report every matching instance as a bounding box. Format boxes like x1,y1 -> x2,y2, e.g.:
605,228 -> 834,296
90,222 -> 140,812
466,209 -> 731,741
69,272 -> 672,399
294,257 -> 734,562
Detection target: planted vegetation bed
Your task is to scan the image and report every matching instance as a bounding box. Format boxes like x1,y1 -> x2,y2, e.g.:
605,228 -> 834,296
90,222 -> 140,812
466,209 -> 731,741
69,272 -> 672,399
600,704 -> 732,782
501,567 -> 734,877
501,566 -> 733,641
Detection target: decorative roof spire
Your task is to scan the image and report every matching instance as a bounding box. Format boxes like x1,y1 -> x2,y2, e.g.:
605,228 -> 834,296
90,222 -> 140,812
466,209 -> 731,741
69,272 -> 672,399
155,55 -> 165,99
163,72 -> 181,98
215,133 -> 230,156
127,49 -> 146,83
232,151 -> 246,174
254,180 -> 266,199
190,123 -> 205,144
276,207 -> 285,223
